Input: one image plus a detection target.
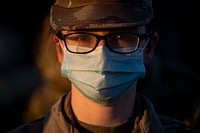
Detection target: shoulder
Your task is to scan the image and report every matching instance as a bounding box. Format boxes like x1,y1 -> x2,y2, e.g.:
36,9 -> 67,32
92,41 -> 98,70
159,114 -> 200,133
6,117 -> 44,133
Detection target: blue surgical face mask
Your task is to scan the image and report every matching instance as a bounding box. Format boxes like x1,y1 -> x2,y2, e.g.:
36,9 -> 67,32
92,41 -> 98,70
60,40 -> 148,105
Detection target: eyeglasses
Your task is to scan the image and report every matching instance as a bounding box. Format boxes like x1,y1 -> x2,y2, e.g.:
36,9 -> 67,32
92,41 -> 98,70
56,31 -> 152,54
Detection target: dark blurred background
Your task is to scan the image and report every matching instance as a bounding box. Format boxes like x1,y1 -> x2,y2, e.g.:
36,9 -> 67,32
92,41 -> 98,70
0,0 -> 199,132
0,0 -> 54,132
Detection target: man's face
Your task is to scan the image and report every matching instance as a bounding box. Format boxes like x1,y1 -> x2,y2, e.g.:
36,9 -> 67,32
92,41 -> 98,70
54,25 -> 158,64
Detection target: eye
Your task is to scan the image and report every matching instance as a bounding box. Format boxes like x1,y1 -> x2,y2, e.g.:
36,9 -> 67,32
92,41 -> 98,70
67,34 -> 91,42
78,35 -> 89,41
115,33 -> 130,40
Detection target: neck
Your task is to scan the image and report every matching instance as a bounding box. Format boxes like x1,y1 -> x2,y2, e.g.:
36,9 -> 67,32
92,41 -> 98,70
71,84 -> 137,127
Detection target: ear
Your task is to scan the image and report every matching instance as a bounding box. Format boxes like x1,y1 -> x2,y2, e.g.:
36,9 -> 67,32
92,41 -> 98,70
143,32 -> 159,64
53,34 -> 64,64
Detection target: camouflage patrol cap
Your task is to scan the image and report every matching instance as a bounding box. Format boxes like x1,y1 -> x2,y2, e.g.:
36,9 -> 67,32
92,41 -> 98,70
50,0 -> 153,30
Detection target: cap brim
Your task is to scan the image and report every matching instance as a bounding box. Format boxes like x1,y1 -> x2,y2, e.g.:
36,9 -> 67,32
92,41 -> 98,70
50,4 -> 153,30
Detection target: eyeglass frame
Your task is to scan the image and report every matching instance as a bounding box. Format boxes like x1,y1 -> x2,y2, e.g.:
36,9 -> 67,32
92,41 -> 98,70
56,31 -> 153,54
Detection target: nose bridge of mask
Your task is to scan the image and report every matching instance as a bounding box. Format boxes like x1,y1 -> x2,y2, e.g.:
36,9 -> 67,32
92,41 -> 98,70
63,46 -> 145,72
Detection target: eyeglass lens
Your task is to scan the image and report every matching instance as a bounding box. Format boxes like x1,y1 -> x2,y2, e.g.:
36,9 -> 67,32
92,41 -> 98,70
65,33 -> 140,53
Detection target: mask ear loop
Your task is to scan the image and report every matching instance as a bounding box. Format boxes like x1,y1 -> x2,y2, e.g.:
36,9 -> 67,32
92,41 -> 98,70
59,39 -> 66,51
136,37 -> 150,54
142,37 -> 150,50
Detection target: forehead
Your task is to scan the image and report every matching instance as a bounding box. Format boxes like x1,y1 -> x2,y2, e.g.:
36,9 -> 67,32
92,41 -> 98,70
61,26 -> 146,34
